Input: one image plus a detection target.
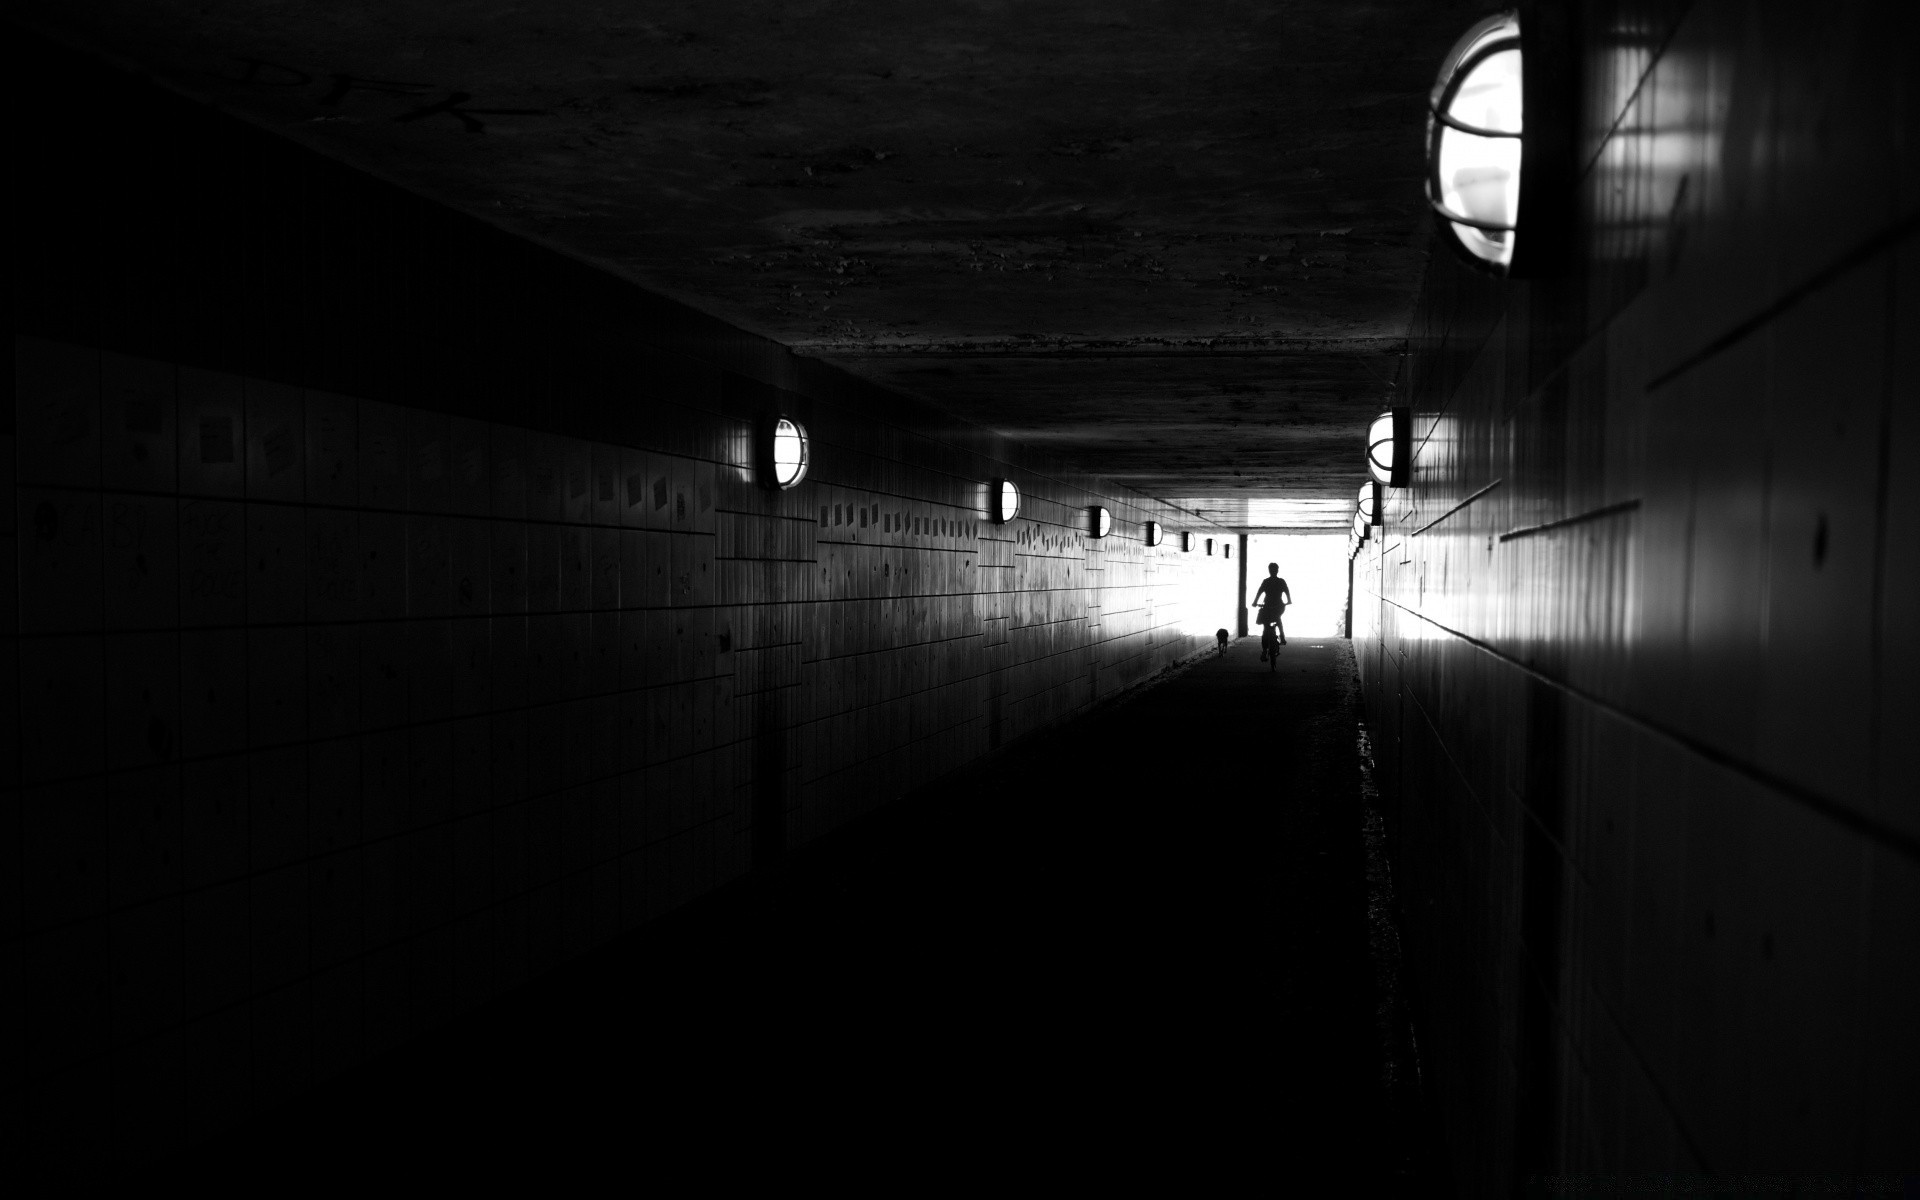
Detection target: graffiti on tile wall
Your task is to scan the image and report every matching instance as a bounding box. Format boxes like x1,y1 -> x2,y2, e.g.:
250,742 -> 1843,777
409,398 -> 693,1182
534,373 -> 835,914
817,502 -> 984,543
207,57 -> 550,133
1017,524 -> 1079,554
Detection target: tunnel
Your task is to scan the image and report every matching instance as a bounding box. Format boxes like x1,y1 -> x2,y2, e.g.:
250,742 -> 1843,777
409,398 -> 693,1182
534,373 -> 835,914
5,2 -> 1918,1194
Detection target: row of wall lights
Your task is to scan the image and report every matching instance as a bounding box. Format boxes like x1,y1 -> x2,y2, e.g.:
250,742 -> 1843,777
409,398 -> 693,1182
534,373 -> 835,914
1354,5 -> 1564,558
752,421 -> 1221,552
1035,498 -> 1217,552
1354,407 -> 1409,554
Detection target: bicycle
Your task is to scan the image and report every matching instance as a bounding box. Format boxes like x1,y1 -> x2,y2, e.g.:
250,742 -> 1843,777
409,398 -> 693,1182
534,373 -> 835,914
1250,566 -> 1291,672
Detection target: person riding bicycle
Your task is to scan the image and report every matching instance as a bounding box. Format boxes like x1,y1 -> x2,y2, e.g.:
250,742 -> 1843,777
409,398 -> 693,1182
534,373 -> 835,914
1251,564 -> 1291,663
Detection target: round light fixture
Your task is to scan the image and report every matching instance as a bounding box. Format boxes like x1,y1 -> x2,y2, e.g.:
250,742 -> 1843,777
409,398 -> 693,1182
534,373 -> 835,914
1357,481 -> 1383,526
1353,512 -> 1370,540
1205,538 -> 1215,556
1181,532 -> 1195,552
1367,409 -> 1411,488
1223,542 -> 1232,560
1089,506 -> 1112,538
1145,521 -> 1163,546
1427,13 -> 1522,270
993,478 -> 1020,523
1425,8 -> 1574,277
755,415 -> 810,490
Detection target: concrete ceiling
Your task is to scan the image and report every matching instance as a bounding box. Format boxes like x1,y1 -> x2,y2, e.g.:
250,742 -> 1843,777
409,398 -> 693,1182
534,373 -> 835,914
23,0 -> 1483,529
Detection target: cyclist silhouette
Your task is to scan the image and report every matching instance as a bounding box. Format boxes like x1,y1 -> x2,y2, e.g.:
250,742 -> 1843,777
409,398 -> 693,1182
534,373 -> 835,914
1251,563 -> 1291,669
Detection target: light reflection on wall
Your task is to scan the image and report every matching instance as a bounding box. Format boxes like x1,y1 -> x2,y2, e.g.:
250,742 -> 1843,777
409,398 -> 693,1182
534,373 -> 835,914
1247,532 -> 1351,638
1587,35 -> 1715,269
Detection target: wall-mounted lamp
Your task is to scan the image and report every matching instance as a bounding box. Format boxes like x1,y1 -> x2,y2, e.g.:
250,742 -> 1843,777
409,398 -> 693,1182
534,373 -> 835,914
992,479 -> 1020,523
1367,409 -> 1411,488
1357,481 -> 1383,527
1089,506 -> 1112,538
1181,531 -> 1195,552
1145,521 -> 1163,546
1205,538 -> 1215,556
1353,512 -> 1370,541
1426,6 -> 1574,276
755,415 -> 810,490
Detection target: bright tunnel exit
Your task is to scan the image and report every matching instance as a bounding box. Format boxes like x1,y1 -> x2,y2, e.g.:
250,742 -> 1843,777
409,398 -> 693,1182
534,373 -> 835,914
1245,534 -> 1352,639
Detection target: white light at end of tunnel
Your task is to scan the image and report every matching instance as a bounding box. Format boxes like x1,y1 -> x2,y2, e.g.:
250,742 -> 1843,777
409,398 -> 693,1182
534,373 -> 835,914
1249,533 -> 1352,638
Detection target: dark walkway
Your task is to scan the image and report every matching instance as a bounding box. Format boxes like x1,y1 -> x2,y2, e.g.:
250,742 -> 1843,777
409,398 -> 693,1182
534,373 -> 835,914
159,638 -> 1429,1192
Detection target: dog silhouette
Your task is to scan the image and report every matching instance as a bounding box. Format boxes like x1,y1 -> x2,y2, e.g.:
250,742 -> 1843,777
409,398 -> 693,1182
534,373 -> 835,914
1215,628 -> 1230,656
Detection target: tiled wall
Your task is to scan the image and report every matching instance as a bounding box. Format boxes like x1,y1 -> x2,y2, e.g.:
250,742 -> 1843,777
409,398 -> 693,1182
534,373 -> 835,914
1355,0 -> 1919,1188
2,33 -> 1239,1181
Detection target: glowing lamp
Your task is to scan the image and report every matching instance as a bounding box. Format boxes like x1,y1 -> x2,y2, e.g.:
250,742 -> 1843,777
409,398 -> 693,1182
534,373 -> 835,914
1352,512 -> 1370,540
1181,532 -> 1195,552
1367,409 -> 1411,488
1205,538 -> 1215,556
755,415 -> 810,490
1357,481 -> 1383,526
1089,506 -> 1112,538
1427,12 -> 1522,270
1145,521 -> 1163,546
1426,7 -> 1574,276
992,479 -> 1020,523
1223,543 -> 1232,560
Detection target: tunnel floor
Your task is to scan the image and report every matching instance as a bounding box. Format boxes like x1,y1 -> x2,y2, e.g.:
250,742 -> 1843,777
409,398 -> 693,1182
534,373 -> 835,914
156,637 -> 1431,1192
